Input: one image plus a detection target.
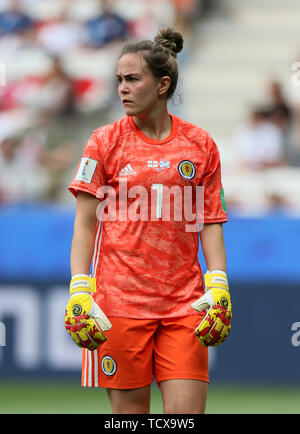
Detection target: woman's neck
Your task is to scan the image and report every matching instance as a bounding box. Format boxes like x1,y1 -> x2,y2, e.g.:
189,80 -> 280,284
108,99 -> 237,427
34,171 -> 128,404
133,105 -> 172,141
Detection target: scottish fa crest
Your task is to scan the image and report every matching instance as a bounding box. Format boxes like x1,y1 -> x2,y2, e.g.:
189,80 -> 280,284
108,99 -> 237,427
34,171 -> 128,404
178,160 -> 196,180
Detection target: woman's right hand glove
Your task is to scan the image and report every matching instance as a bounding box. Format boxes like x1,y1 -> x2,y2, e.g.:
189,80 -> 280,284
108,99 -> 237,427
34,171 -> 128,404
64,275 -> 112,351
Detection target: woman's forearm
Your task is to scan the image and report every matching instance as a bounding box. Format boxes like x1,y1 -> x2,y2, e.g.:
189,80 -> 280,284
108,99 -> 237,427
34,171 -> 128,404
199,223 -> 227,272
70,192 -> 99,276
70,225 -> 96,276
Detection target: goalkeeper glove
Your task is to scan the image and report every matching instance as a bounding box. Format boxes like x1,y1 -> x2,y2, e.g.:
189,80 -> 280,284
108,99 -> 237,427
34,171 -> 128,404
191,270 -> 232,347
64,274 -> 112,351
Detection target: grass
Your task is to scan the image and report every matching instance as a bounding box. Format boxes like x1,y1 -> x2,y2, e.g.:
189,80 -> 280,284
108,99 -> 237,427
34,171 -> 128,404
0,380 -> 299,414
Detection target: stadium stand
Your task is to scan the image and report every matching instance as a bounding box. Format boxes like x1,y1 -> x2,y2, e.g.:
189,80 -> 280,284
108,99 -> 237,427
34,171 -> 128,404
0,0 -> 300,214
0,0 -> 205,204
183,0 -> 300,214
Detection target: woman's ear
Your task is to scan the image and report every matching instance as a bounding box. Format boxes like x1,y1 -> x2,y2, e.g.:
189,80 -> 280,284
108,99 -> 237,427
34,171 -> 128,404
158,76 -> 171,97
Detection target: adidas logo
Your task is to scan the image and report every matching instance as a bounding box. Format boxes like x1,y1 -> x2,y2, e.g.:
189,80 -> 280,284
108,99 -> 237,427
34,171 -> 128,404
119,163 -> 136,176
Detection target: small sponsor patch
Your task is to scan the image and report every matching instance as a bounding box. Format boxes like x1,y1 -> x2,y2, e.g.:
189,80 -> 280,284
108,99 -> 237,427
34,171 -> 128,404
220,187 -> 227,212
101,355 -> 117,376
220,297 -> 229,309
72,304 -> 82,316
75,157 -> 97,183
178,160 -> 196,180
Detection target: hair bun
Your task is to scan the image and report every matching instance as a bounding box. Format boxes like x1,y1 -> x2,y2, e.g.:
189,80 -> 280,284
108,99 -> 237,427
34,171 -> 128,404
154,27 -> 184,57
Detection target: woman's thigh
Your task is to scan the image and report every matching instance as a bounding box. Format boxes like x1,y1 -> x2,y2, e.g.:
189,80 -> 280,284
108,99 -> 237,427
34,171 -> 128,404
107,385 -> 151,414
153,315 -> 209,414
160,379 -> 208,414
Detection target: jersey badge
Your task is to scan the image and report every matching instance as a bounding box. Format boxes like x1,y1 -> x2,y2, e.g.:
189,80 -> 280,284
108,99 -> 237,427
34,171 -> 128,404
220,187 -> 227,212
178,160 -> 196,180
148,161 -> 170,170
75,157 -> 97,183
101,355 -> 117,376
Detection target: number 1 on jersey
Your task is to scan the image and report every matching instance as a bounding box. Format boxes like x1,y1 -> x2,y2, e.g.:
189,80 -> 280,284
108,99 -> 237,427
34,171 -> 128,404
152,183 -> 163,218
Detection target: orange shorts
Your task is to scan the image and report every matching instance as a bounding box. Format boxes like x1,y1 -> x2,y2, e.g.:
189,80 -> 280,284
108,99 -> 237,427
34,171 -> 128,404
81,315 -> 209,389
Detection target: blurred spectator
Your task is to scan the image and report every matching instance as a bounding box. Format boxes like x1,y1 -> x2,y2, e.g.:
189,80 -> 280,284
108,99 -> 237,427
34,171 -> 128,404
0,134 -> 50,203
0,0 -> 33,36
0,56 -> 75,118
0,24 -> 39,57
288,116 -> 300,166
114,0 -> 176,40
266,193 -> 292,215
43,135 -> 77,201
0,107 -> 37,142
172,0 -> 201,36
234,108 -> 286,170
35,5 -> 85,57
85,0 -> 128,49
0,119 -> 77,203
263,80 -> 293,161
27,56 -> 75,118
266,81 -> 292,134
286,56 -> 300,167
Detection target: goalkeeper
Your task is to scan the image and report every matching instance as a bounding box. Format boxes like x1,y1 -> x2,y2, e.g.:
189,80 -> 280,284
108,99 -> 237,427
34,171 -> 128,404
64,26 -> 231,414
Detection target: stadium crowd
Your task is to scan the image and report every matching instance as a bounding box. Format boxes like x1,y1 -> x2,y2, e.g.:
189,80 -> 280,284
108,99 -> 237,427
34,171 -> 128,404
0,0 -> 299,215
0,0 -> 201,204
226,77 -> 300,215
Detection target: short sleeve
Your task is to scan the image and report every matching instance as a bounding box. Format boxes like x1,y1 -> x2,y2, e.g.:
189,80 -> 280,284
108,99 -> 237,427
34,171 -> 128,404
69,131 -> 106,198
201,136 -> 228,223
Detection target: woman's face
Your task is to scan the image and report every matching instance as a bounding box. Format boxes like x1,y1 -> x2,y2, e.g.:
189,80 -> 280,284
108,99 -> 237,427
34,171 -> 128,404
117,53 -> 161,117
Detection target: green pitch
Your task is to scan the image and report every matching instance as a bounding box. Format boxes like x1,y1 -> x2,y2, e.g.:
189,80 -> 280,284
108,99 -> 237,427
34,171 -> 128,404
0,380 -> 299,414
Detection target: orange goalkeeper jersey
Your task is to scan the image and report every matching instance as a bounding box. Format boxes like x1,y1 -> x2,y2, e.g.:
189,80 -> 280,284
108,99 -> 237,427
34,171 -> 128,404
69,114 -> 227,319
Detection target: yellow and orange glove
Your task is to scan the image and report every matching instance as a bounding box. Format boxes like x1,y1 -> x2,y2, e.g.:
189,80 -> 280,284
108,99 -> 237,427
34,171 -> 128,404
191,270 -> 232,347
64,275 -> 112,351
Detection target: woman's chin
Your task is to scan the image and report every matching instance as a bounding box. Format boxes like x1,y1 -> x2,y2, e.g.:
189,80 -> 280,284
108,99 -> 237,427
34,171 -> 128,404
123,107 -> 139,117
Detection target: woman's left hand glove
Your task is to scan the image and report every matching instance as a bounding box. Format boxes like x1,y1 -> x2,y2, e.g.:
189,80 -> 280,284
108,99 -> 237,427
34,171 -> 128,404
191,271 -> 232,347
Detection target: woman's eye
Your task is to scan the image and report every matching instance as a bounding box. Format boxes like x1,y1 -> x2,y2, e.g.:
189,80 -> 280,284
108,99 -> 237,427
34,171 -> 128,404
117,77 -> 135,82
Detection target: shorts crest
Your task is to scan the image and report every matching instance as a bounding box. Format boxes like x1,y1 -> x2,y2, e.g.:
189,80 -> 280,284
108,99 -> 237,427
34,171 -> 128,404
101,355 -> 117,376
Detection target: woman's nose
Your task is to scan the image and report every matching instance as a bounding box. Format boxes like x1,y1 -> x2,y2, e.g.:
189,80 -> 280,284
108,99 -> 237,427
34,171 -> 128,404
119,80 -> 129,95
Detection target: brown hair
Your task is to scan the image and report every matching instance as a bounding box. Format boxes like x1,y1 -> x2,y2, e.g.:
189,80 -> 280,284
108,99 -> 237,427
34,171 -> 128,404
119,27 -> 184,99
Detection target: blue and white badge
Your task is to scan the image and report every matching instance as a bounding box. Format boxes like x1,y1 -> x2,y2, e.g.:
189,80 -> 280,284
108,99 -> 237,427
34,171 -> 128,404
160,161 -> 170,168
